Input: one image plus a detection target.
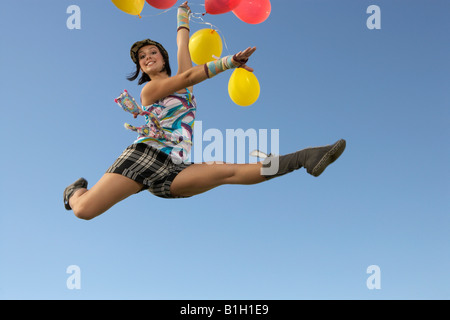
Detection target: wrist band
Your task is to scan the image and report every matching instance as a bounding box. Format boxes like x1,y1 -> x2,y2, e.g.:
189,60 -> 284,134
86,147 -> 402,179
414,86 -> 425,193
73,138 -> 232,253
204,55 -> 239,78
177,7 -> 190,32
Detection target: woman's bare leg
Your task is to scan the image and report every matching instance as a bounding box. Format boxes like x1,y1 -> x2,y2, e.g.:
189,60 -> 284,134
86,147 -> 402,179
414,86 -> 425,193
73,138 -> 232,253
69,173 -> 143,220
170,162 -> 265,197
170,139 -> 346,197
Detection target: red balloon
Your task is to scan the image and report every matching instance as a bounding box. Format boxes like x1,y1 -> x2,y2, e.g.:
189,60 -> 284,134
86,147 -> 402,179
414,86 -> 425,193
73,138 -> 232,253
145,0 -> 177,10
205,0 -> 242,15
233,0 -> 271,24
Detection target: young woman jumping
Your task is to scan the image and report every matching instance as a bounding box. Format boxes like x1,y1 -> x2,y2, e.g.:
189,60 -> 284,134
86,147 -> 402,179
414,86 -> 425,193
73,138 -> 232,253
63,2 -> 346,220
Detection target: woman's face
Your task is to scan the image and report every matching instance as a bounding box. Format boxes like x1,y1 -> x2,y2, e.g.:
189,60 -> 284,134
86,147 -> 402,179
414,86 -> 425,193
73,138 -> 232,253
138,45 -> 165,76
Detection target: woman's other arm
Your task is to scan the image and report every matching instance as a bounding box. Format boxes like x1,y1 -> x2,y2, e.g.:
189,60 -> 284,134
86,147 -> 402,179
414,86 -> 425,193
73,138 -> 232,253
176,1 -> 193,93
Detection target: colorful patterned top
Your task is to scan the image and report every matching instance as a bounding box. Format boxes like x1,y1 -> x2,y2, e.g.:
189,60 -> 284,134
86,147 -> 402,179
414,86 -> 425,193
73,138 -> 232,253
134,89 -> 196,163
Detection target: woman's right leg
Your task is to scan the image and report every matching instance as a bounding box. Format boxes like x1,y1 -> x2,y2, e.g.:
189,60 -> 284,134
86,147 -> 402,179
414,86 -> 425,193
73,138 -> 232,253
170,139 -> 346,197
170,161 -> 265,197
68,173 -> 143,220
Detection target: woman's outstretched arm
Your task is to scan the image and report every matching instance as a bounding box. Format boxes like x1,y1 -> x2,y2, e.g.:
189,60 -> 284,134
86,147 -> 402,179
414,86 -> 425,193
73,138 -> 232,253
141,47 -> 256,106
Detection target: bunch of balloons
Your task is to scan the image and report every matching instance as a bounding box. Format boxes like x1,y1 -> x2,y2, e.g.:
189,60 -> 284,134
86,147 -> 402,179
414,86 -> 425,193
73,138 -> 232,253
111,0 -> 263,106
205,0 -> 271,24
189,28 -> 260,106
111,0 -> 178,16
112,0 -> 271,24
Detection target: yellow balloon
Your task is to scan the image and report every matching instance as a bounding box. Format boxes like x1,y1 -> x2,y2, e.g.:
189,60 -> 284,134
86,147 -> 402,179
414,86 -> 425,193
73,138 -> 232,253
228,68 -> 260,107
189,29 -> 223,65
111,0 -> 145,16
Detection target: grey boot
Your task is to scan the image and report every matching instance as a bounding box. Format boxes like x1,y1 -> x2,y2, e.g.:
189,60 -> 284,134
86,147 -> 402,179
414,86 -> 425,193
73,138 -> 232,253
261,139 -> 346,179
63,177 -> 88,210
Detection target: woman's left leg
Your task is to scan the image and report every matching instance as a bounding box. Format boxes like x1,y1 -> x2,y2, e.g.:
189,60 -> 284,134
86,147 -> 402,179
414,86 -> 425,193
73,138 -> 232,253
68,173 -> 144,220
170,162 -> 265,197
170,139 -> 346,197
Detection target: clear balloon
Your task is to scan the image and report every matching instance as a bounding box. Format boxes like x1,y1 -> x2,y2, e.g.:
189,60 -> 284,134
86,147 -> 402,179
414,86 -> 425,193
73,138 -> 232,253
145,0 -> 177,10
233,0 -> 271,24
228,68 -> 260,106
205,0 -> 242,15
189,29 -> 223,65
111,0 -> 145,16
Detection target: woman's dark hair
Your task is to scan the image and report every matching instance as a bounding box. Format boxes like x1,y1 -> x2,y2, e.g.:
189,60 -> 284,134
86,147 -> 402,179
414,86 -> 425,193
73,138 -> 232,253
127,49 -> 172,85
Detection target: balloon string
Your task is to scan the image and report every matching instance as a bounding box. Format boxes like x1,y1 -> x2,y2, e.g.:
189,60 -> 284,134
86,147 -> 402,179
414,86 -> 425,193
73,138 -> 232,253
137,3 -> 231,56
139,6 -> 176,18
139,2 -> 204,18
189,11 -> 231,56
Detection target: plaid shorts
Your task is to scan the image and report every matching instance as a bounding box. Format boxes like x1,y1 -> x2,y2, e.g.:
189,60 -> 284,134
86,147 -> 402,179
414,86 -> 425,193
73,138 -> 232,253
106,143 -> 192,198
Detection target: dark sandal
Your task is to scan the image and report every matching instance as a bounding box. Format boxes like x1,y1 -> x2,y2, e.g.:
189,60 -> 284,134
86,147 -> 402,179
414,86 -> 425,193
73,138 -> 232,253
63,178 -> 88,210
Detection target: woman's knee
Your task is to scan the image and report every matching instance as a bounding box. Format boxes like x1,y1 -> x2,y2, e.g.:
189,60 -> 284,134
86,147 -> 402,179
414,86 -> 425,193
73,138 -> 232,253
73,202 -> 103,220
71,194 -> 109,220
220,165 -> 240,183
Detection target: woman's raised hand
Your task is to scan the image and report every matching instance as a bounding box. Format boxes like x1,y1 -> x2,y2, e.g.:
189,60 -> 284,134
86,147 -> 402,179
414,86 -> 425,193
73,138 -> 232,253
180,1 -> 190,11
232,47 -> 257,72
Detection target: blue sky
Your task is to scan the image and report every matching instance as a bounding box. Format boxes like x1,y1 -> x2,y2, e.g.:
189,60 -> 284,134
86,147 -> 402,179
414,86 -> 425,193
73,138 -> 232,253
0,0 -> 449,300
